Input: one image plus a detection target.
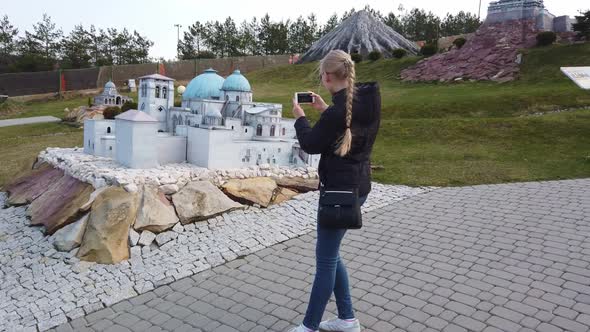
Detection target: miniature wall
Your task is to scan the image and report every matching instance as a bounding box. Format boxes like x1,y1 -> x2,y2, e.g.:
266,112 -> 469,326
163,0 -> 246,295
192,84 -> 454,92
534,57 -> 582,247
157,135 -> 187,165
116,120 -> 159,169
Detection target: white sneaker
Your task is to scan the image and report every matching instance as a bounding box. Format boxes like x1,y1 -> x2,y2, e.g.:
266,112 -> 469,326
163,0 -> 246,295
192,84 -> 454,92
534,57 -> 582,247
319,317 -> 361,332
288,324 -> 319,332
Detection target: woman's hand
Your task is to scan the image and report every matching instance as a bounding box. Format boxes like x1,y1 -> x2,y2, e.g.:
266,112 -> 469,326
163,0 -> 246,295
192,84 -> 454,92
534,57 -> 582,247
292,97 -> 306,119
309,91 -> 329,113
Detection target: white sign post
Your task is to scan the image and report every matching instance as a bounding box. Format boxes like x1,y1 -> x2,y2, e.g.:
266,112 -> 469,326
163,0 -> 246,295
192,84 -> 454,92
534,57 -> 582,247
561,67 -> 590,90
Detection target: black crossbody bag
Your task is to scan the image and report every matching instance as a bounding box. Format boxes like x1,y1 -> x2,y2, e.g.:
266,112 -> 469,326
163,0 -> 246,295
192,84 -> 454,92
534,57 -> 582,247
318,185 -> 363,229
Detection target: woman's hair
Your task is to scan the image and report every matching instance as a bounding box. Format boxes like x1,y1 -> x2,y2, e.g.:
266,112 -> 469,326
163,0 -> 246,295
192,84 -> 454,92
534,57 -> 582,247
319,50 -> 356,157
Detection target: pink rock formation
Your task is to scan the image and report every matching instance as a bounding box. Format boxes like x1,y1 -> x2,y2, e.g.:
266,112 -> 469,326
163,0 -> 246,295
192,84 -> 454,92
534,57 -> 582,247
401,20 -> 540,83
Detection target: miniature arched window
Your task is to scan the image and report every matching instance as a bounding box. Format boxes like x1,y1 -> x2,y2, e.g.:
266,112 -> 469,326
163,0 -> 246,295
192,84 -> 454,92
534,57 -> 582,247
109,146 -> 112,151
155,86 -> 160,98
270,125 -> 276,137
256,124 -> 262,136
236,95 -> 240,102
104,98 -> 107,104
245,128 -> 248,133
107,127 -> 111,134
282,128 -> 286,136
162,86 -> 168,99
225,95 -> 229,101
231,125 -> 234,130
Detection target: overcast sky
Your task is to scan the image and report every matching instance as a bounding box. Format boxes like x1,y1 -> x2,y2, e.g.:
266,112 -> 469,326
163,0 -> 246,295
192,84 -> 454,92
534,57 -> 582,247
2,0 -> 583,60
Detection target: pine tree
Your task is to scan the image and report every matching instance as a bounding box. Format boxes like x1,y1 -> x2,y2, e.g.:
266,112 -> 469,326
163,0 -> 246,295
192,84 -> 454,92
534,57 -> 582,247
319,13 -> 339,38
573,10 -> 590,40
0,15 -> 18,59
61,24 -> 92,69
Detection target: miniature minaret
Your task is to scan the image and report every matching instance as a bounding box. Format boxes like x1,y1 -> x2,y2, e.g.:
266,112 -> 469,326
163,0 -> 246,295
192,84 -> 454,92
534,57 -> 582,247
137,74 -> 175,132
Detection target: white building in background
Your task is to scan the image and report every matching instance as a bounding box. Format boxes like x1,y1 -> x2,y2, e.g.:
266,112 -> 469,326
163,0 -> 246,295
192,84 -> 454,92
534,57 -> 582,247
93,81 -> 133,107
83,69 -> 320,169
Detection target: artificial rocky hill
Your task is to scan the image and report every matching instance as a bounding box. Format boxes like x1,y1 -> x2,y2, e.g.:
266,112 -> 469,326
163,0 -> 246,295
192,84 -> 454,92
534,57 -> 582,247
401,20 -> 542,83
298,10 -> 419,63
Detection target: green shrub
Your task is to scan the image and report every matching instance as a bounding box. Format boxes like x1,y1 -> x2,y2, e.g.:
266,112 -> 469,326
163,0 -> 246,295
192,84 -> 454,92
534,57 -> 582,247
350,52 -> 363,63
391,48 -> 408,59
453,37 -> 467,49
102,106 -> 122,120
368,51 -> 383,61
420,44 -> 437,57
87,97 -> 92,107
536,31 -> 557,46
121,101 -> 138,112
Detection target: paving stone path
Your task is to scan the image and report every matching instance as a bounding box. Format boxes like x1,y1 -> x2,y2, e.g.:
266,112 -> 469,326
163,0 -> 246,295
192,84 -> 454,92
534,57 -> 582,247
52,179 -> 590,332
0,116 -> 61,128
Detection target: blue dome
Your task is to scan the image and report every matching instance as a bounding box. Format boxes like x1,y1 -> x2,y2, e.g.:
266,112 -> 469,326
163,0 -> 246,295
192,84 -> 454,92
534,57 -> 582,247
105,81 -> 116,89
221,70 -> 251,92
183,68 -> 225,100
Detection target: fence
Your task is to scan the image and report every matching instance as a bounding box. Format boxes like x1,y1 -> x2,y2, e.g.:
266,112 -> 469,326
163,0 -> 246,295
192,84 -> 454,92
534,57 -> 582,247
0,55 -> 292,97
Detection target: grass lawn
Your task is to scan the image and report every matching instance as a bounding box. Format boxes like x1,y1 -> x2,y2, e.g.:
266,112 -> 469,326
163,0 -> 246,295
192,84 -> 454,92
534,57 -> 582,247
0,43 -> 589,187
0,123 -> 83,187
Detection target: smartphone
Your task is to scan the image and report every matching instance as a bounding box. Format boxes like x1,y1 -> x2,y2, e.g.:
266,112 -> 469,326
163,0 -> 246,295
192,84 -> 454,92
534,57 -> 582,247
295,92 -> 314,104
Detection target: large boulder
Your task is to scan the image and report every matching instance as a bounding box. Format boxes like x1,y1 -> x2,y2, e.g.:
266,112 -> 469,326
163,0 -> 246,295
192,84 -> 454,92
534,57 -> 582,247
27,173 -> 94,235
134,186 -> 179,233
172,181 -> 242,225
273,177 -> 319,193
5,163 -> 65,206
272,187 -> 299,205
53,214 -> 89,252
77,187 -> 139,264
222,177 -> 278,207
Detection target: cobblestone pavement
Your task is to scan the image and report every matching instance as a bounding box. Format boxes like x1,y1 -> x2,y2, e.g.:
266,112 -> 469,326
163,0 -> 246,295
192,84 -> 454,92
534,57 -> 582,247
50,179 -> 590,332
0,116 -> 61,128
1,184 -> 431,331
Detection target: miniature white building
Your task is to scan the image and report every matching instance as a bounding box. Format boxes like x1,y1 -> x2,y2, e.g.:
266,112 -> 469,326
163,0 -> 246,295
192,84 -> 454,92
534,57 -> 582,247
83,69 -> 320,170
94,81 -> 133,107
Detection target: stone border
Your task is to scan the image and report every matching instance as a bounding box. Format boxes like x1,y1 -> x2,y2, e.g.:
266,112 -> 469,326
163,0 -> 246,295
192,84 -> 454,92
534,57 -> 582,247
37,148 -> 319,190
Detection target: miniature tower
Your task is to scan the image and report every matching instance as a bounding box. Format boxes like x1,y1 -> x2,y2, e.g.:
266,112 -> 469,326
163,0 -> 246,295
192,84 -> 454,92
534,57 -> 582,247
137,74 -> 175,132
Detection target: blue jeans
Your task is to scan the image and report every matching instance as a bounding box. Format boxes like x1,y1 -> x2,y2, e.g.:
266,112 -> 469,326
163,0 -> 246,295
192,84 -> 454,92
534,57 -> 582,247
303,195 -> 368,330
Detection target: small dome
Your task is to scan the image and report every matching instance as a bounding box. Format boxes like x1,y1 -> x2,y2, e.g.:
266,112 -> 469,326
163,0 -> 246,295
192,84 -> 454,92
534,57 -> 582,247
105,81 -> 116,89
183,68 -> 225,100
177,85 -> 186,95
222,70 -> 251,92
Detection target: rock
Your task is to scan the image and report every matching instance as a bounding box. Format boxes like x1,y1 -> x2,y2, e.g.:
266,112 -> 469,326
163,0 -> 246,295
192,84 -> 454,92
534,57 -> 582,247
159,184 -> 179,195
130,246 -> 142,259
172,223 -> 184,233
77,187 -> 139,264
273,177 -> 319,193
133,186 -> 179,233
80,187 -> 109,212
272,187 -> 299,205
172,181 -> 243,225
27,173 -> 94,235
401,20 -> 539,83
129,229 -> 140,247
138,230 -> 156,246
124,183 -> 138,193
53,214 -> 89,252
5,163 -> 64,206
155,231 -> 178,246
222,177 -> 278,208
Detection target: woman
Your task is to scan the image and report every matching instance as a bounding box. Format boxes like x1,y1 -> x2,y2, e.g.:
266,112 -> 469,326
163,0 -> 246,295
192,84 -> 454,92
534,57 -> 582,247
289,50 -> 381,332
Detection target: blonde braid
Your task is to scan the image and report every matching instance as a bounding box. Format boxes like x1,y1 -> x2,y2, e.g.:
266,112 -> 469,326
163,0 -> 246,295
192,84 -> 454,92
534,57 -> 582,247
335,59 -> 355,157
